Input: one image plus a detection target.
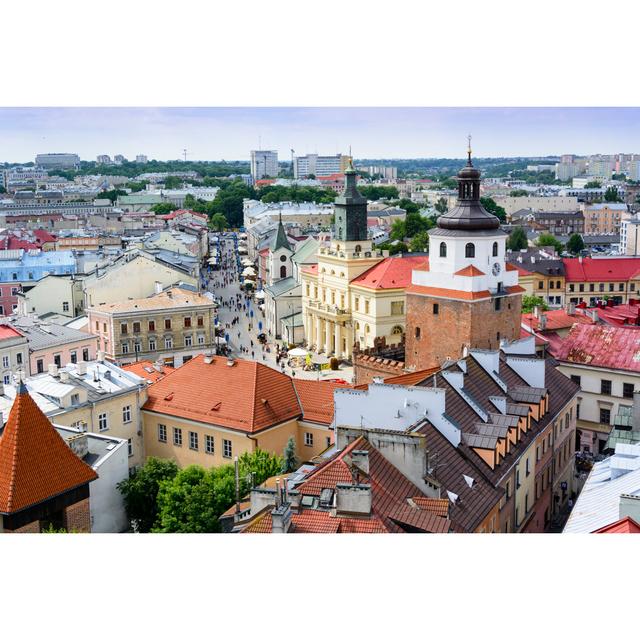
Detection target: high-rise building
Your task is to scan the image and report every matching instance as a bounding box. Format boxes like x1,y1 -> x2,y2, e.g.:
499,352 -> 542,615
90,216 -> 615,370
35,153 -> 81,170
405,149 -> 523,370
135,154 -> 148,164
113,155 -> 127,164
628,160 -> 640,181
96,155 -> 112,165
294,153 -> 344,179
589,158 -> 614,179
555,162 -> 580,181
250,150 -> 279,181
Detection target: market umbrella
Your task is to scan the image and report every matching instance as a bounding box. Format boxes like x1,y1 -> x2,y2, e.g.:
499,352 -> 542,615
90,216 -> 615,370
289,347 -> 308,357
312,354 -> 330,365
254,290 -> 265,300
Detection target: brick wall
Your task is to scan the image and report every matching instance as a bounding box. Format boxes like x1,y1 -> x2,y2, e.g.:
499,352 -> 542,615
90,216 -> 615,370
8,520 -> 41,533
352,339 -> 405,386
64,497 -> 91,533
405,293 -> 522,371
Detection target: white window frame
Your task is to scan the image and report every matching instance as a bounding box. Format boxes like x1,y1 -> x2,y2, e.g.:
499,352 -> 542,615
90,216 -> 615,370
223,439 -> 232,458
304,432 -> 314,447
98,412 -> 108,431
205,434 -> 214,454
158,423 -> 167,442
189,431 -> 199,450
122,405 -> 132,424
173,427 -> 182,446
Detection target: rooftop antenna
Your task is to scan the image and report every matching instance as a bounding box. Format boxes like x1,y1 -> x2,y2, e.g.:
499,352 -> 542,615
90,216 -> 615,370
182,148 -> 188,162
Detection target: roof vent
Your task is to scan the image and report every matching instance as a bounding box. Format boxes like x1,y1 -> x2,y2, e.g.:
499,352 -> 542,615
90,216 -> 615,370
227,358 -> 236,367
446,490 -> 459,505
164,392 -> 174,401
463,474 -> 475,489
48,363 -> 59,377
211,401 -> 221,411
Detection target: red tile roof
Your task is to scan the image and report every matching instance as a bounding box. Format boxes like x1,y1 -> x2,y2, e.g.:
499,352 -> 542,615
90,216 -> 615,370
143,355 -> 302,433
0,384 -> 97,514
563,257 -> 640,282
293,379 -> 349,425
410,497 -> 450,517
521,309 -> 595,332
122,360 -> 173,384
596,302 -> 640,327
301,264 -> 318,275
0,325 -> 24,341
351,255 -> 429,290
593,516 -> 640,533
454,265 -> 485,277
549,324 -> 640,372
243,508 -> 388,533
383,367 -> 440,386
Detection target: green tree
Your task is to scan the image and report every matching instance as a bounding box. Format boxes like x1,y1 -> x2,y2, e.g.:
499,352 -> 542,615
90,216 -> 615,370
535,232 -> 564,254
604,186 -> 622,202
480,196 -> 507,222
522,295 -> 549,314
390,218 -> 406,241
440,176 -> 458,189
238,448 -> 283,487
281,437 -> 298,473
434,197 -> 448,214
510,189 -> 529,197
150,202 -> 179,215
125,180 -> 149,192
209,212 -> 227,232
405,211 -> 433,238
98,188 -> 127,203
410,230 -> 430,252
358,185 -> 399,201
183,193 -> 197,209
163,176 -> 183,189
117,457 -> 179,532
566,233 -> 585,255
506,226 -> 528,251
584,180 -> 602,189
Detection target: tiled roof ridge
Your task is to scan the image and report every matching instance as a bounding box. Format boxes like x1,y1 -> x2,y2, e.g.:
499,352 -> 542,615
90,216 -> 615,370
299,436 -> 366,484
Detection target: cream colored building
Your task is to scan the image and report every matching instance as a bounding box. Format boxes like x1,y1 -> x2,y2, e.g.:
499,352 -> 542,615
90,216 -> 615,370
496,196 -> 580,218
88,287 -> 216,367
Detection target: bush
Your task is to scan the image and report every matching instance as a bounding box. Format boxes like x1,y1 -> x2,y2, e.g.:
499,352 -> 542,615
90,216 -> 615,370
330,357 -> 339,370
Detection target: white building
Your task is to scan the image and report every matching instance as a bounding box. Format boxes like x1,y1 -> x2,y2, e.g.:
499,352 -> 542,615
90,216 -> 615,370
250,150 -> 279,181
96,155 -> 112,165
555,162 -> 581,182
35,153 -> 81,170
136,155 -> 148,164
294,154 -> 344,179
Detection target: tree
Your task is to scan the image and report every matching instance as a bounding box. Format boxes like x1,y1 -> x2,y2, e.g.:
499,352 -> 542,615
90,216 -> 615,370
584,180 -> 602,189
183,193 -> 197,209
410,231 -> 430,252
522,295 -> 549,314
209,212 -> 227,232
282,437 -> 298,473
238,448 -> 283,487
480,196 -> 507,222
405,211 -> 433,238
434,197 -> 448,214
510,189 -> 529,197
604,186 -> 622,203
358,185 -> 399,201
566,233 -> 585,255
439,176 -> 458,189
506,227 -> 528,251
150,202 -> 179,215
390,218 -> 406,241
98,188 -> 127,203
163,176 -> 183,189
117,457 -> 179,532
535,232 -> 564,254
154,465 -> 221,533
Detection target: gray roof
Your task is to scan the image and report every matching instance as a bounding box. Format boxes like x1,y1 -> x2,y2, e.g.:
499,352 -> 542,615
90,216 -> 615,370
0,315 -> 96,351
291,237 -> 319,264
264,277 -> 300,298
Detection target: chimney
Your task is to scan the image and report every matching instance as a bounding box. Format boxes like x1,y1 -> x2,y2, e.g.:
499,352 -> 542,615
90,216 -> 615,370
203,352 -> 214,365
153,359 -> 164,372
619,494 -> 640,524
48,363 -> 59,377
335,483 -> 372,516
533,305 -> 540,318
351,450 -> 370,477
59,370 -> 70,383
579,255 -> 583,263
539,314 -> 547,331
567,302 -> 576,316
96,350 -> 105,362
271,502 -> 292,533
67,432 -> 89,459
76,361 -> 87,376
154,280 -> 163,294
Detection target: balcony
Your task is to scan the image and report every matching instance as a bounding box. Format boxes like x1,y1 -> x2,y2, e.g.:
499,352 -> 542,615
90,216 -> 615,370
307,299 -> 351,319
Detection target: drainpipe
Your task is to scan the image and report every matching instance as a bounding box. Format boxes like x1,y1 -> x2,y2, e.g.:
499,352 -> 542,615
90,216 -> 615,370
246,433 -> 259,452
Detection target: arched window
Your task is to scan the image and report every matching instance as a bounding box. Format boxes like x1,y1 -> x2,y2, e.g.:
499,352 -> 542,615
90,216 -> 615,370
465,243 -> 475,258
439,242 -> 447,258
355,244 -> 362,253
492,241 -> 498,257
280,265 -> 286,278
355,321 -> 360,330
392,325 -> 403,335
365,324 -> 370,334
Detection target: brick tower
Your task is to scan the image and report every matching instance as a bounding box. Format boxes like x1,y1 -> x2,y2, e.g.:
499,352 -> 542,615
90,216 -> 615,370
405,141 -> 524,370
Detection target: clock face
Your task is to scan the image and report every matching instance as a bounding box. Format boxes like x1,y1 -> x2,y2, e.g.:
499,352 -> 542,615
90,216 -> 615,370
492,262 -> 501,276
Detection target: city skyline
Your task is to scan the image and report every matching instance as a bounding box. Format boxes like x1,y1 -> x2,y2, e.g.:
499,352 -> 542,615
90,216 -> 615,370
2,107 -> 640,163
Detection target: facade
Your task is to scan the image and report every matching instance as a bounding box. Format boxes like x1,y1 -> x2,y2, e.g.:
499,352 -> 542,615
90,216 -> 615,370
88,287 -> 216,366
507,250 -> 565,308
17,274 -> 85,318
563,257 -> 640,306
0,325 -> 30,381
498,196 -> 579,217
142,354 -> 345,468
0,381 -> 97,533
550,323 -> 640,455
294,154 -> 344,179
405,153 -> 524,371
250,150 -> 279,181
583,203 -> 629,235
35,153 -> 81,169
136,155 -> 148,164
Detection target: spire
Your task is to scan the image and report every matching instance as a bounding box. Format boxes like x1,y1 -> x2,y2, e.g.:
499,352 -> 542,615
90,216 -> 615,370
467,134 -> 473,166
272,211 -> 291,252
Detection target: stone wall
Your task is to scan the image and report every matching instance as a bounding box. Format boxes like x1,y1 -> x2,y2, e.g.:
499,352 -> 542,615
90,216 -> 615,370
352,337 -> 405,386
64,497 -> 92,533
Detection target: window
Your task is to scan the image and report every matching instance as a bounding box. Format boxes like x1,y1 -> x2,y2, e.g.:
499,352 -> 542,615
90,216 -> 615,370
11,287 -> 18,295
120,322 -> 128,335
37,359 -> 44,373
280,255 -> 287,262
122,343 -> 129,354
62,301 -> 69,312
623,383 -> 634,399
127,439 -> 133,457
492,241 -> 498,257
132,321 -> 141,333
164,318 -> 172,330
189,431 -> 199,450
526,458 -> 530,476
354,297 -> 359,311
609,283 -> 614,292
516,469 -> 521,488
465,243 -> 475,258
173,427 -> 183,446
536,445 -> 541,461
570,374 -> 581,386
197,316 -> 204,327
550,281 -> 555,289
632,283 -> 636,292
589,284 -> 595,292
415,326 -> 421,339
197,335 -> 205,345
601,379 -> 612,395
149,339 -> 156,351
538,281 -> 544,290
158,424 -> 167,443
122,405 -> 132,423
304,432 -> 314,447
495,297 -> 501,311
506,480 -> 511,498
3,374 -> 10,385
165,337 -> 173,349
205,434 -> 214,454
16,352 -> 22,365
184,317 -> 192,328
439,242 -> 447,258
95,321 -> 99,331
619,283 -> 625,291
134,342 -> 141,353
54,354 -> 61,367
365,300 -> 370,314
579,284 -> 584,292
98,413 -> 108,431
569,284 -> 574,292
1,355 -> 8,368
69,350 -> 77,364
433,303 -> 439,315
599,408 -> 611,425
391,301 -> 404,315
148,320 -> 156,332
525,492 -> 529,514
185,335 -> 192,347
280,265 -> 287,278
223,439 -> 232,458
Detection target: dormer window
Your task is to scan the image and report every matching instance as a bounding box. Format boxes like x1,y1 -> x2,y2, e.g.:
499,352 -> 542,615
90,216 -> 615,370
465,243 -> 475,258
492,241 -> 498,257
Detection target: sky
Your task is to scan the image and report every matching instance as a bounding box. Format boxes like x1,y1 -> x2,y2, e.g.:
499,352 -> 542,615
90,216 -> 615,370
1,107 -> 640,163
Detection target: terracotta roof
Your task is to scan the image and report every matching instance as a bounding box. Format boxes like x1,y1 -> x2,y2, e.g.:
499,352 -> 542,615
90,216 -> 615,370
520,327 -> 548,347
122,360 -> 173,384
301,264 -> 318,275
410,497 -> 450,517
143,355 -> 302,433
387,503 -> 450,533
293,379 -> 349,425
0,384 -> 97,514
596,302 -> 640,327
521,309 -> 595,332
243,508 -> 389,533
454,265 -> 485,277
549,324 -> 640,372
89,287 -> 213,314
593,516 -> 640,534
351,255 -> 429,290
383,367 -> 440,386
563,257 -> 640,282
0,325 -> 24,341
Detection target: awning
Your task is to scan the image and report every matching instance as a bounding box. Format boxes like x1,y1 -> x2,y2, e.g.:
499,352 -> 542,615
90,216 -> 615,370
288,347 -> 308,357
254,290 -> 266,300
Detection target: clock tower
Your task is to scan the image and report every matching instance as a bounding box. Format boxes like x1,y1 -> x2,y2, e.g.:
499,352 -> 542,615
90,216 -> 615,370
405,143 -> 524,370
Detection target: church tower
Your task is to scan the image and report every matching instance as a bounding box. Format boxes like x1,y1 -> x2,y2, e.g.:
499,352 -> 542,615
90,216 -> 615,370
333,158 -> 371,250
405,142 -> 524,370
